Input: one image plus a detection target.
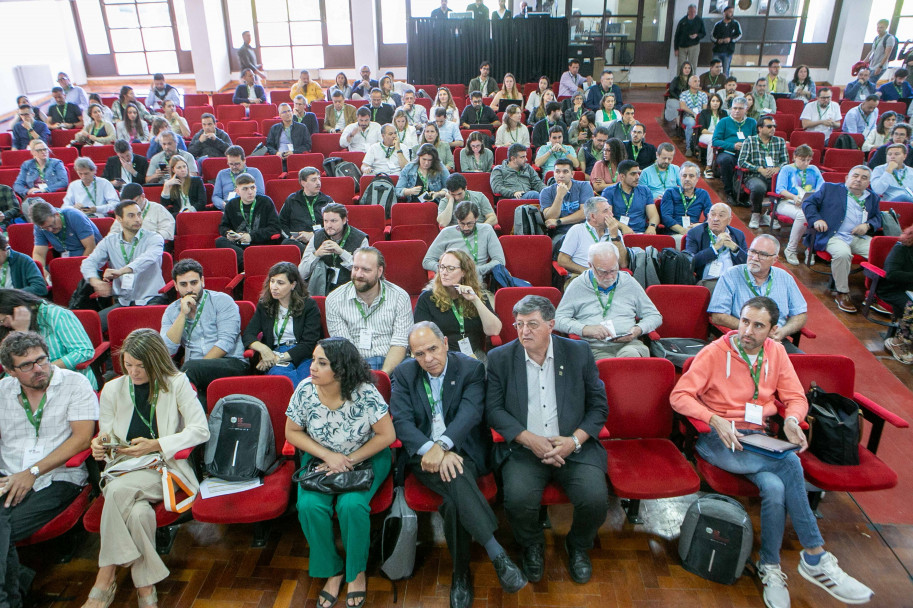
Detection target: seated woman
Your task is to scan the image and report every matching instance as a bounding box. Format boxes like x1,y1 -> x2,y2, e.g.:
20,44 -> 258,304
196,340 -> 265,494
432,87 -> 460,124
327,72 -> 353,100
774,144 -> 824,266
697,93 -> 728,178
411,124 -> 454,171
788,65 -> 816,102
84,329 -> 209,608
525,76 -> 551,116
14,139 -> 69,198
590,137 -> 626,193
594,92 -> 622,128
880,226 -> 913,363
392,109 -> 418,154
159,156 -> 206,215
495,104 -> 530,147
84,93 -> 116,126
864,111 -> 897,153
112,86 -> 153,123
162,100 -> 190,139
665,62 -> 693,122
459,132 -> 493,172
115,102 -> 151,144
744,93 -> 759,121
286,337 -> 395,608
243,262 -> 321,387
414,249 -> 501,360
563,92 -> 587,126
679,75 -> 708,157
0,288 -> 98,388
489,72 -> 523,111
397,143 -> 450,202
531,89 -> 556,124
145,117 -> 189,159
568,111 -> 596,150
378,76 -> 402,108
74,103 -> 116,146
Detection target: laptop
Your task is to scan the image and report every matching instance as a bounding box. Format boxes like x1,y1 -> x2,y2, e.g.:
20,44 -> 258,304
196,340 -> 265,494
497,98 -> 519,113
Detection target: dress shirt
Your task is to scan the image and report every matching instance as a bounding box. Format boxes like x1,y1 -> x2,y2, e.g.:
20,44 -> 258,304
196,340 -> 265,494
737,135 -> 789,178
80,229 -> 165,305
339,122 -> 381,152
659,187 -> 712,229
601,183 -> 654,233
63,85 -> 90,112
325,280 -> 412,360
709,265 -> 807,326
871,164 -> 913,202
160,290 -> 245,360
363,142 -> 404,175
401,105 -> 428,128
62,177 -> 120,217
436,121 -> 463,144
800,101 -> 842,137
524,338 -> 558,437
836,192 -> 867,242
559,72 -> 587,98
416,360 -> 452,455
842,106 -> 879,135
109,200 -> 175,241
212,166 -> 265,210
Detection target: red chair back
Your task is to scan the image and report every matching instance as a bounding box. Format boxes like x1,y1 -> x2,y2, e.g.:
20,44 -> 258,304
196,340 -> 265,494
216,105 -> 245,122
374,240 -> 429,300
621,234 -> 676,250
207,376 -> 295,454
212,93 -> 235,107
50,147 -> 79,164
322,176 -> 356,204
787,354 -> 855,396
200,157 -> 225,182
839,100 -> 861,115
7,223 -> 34,255
245,155 -> 283,181
880,101 -> 907,116
243,244 -> 301,277
310,133 -> 342,157
183,94 -> 210,107
494,146 -> 532,166
270,90 -> 293,105
495,199 -> 526,235
822,148 -> 864,172
492,287 -> 562,344
827,132 -> 864,148
822,171 -> 848,183
178,248 -> 239,293
867,236 -> 899,272
183,105 -> 214,126
771,113 -> 797,137
1,150 -> 31,167
645,285 -> 711,339
0,169 -> 19,187
776,98 -> 805,118
48,257 -> 86,307
500,234 -> 553,286
390,202 -> 438,228
599,358 -> 676,438
72,309 -> 104,352
265,179 -> 301,211
311,101 -> 330,117
248,104 -> 279,122
879,200 -> 913,228
82,145 -> 115,165
287,153 -> 326,174
108,306 -> 168,374
335,151 -> 365,166
311,295 -> 329,338
174,211 -> 223,256
226,120 -> 260,138
442,84 -> 466,99
50,129 -> 81,148
344,204 -> 386,244
390,224 -> 439,248
237,300 -> 256,334
372,370 -> 392,402
789,131 -> 825,149
462,172 -> 495,203
235,137 -> 265,156
91,217 -> 115,237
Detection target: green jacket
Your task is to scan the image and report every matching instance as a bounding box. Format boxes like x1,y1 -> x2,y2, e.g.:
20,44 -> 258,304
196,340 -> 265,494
7,249 -> 48,297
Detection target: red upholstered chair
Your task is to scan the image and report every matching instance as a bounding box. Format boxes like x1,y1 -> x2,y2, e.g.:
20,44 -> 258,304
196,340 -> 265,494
287,152 -> 326,174
7,223 -> 34,255
822,171 -> 848,183
245,155 -> 284,181
48,256 -> 86,307
310,100 -> 330,117
38,192 -> 67,208
211,93 -> 235,107
335,151 -> 365,167
0,150 -> 31,167
462,172 -> 495,204
645,284 -> 711,340
771,113 -> 797,137
183,105 -> 214,126
177,248 -> 239,294
90,217 -> 115,238
240,245 -> 302,303
50,129 -> 80,148
789,131 -> 825,150
776,98 -> 805,118
879,101 -> 907,116
265,179 -> 301,212
499,234 -> 566,286
821,148 -> 864,172
269,90 -> 292,105
621,234 -> 676,250
0,132 -> 11,150
216,105 -> 245,122
310,133 -> 342,157
183,94 -> 210,107
259,118 -> 282,134
389,202 -> 438,230
489,286 -> 562,347
0,169 -> 19,187
826,132 -> 864,149
192,375 -> 296,546
311,295 -> 329,338
226,120 -> 261,139
235,136 -> 265,156
174,211 -> 223,256
82,145 -> 115,165
599,358 -> 700,522
107,306 -> 168,374
200,157 -> 226,182
494,199 -> 528,235
72,310 -> 110,385
248,103 -> 279,122
321,176 -> 357,204
374,240 -> 429,306
880,200 -> 913,228
860,236 -> 900,324
344,204 -> 386,244
389,224 -> 439,248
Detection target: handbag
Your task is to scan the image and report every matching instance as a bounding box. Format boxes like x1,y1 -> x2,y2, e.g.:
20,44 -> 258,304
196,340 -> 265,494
101,452 -> 196,513
292,458 -> 374,494
806,383 -> 862,465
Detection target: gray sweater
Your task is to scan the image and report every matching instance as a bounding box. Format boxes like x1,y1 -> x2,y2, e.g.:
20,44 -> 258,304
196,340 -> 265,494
555,270 -> 662,342
422,223 -> 505,277
490,161 -> 545,198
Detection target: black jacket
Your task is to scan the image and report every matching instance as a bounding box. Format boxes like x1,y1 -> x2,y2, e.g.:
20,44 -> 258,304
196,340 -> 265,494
219,194 -> 281,244
266,122 -> 312,155
876,242 -> 913,310
232,83 -> 267,104
531,117 -> 569,149
868,143 -> 913,169
460,104 -> 498,127
625,141 -> 657,170
102,154 -> 149,186
293,112 -> 320,135
188,129 -> 232,158
365,104 -> 394,125
674,15 -> 706,50
160,177 -> 207,215
279,191 -> 333,235
685,223 -> 748,281
242,297 -> 322,366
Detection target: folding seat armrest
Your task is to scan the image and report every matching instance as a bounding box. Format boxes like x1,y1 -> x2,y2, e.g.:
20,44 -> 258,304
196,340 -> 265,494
160,280 -> 175,293
226,272 -> 245,290
552,261 -> 567,277
648,330 -> 661,341
685,416 -> 712,434
489,335 -> 503,347
175,447 -> 194,460
76,340 -> 110,371
282,440 -> 295,457
853,392 -> 909,429
861,262 -> 886,278
66,448 -> 92,467
491,429 -> 505,443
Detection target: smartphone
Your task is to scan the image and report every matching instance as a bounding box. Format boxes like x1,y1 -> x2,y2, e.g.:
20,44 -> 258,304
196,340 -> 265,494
610,332 -> 633,342
158,162 -> 167,171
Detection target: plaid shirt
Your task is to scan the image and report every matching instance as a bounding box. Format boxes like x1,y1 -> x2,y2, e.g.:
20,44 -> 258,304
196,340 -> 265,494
738,135 -> 789,179
0,185 -> 21,226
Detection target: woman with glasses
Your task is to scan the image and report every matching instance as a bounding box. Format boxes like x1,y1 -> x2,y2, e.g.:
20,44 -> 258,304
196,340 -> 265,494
13,139 -> 69,198
459,132 -> 494,173
84,329 -> 209,608
414,249 -> 501,361
0,288 -> 98,388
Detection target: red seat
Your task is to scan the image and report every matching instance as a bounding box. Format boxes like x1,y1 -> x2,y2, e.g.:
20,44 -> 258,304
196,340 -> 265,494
241,245 -> 302,303
107,306 -> 168,374
310,100 -> 330,118
287,153 -> 326,174
334,151 -> 365,167
177,248 -> 239,294
494,199 -> 527,235
235,137 -> 265,156
310,133 -> 342,157
265,179 -> 300,212
50,129 -> 81,148
90,217 -> 115,237
789,131 -> 825,149
211,93 -> 235,107
645,284 -> 711,340
822,148 -> 864,172
0,169 -> 19,187
200,157 -> 225,182
374,240 -> 429,305
599,358 -> 700,522
461,172 -> 495,204
48,256 -> 86,307
226,120 -> 261,138
183,105 -> 214,126
879,101 -> 907,116
174,211 -> 223,256
183,94 -> 210,107
500,234 -> 565,287
72,309 -> 111,384
822,171 -> 848,183
0,132 -> 11,150
860,236 -> 899,320
621,234 -> 676,250
50,147 -> 78,164
82,145 -> 115,165
321,176 -> 356,204
776,98 -> 805,118
245,155 -> 284,181
389,224 -> 439,248
311,295 -> 329,338
259,118 -> 282,135
19,482 -> 92,547
826,131 -> 864,148
839,100 -> 861,116
216,105 -> 245,122
1,150 -> 31,167
248,103 -> 279,122
344,204 -> 386,244
270,90 -> 292,106
389,202 -> 438,229
489,286 -> 562,347
442,84 -> 466,99
37,192 -> 67,208
879,200 -> 913,228
404,472 -> 498,511
7,223 -> 35,255
771,113 -> 797,137
494,146 -> 532,166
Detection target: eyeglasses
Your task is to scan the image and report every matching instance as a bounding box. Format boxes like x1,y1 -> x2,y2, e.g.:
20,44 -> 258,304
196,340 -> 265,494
747,249 -> 776,259
457,220 -> 477,229
512,321 -> 542,330
438,264 -> 460,273
13,355 -> 50,373
592,266 -> 619,277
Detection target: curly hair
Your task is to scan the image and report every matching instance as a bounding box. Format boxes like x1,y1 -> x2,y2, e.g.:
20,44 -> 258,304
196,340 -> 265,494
318,337 -> 373,401
429,249 -> 484,319
258,262 -> 308,318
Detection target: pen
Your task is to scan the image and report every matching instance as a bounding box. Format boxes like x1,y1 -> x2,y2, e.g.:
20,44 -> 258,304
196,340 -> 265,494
731,420 -> 736,452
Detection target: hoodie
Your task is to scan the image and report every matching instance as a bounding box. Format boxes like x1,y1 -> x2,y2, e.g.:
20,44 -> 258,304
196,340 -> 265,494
670,331 -> 807,430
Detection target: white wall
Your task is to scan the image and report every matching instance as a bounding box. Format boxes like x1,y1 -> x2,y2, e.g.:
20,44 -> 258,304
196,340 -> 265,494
185,0 -> 232,92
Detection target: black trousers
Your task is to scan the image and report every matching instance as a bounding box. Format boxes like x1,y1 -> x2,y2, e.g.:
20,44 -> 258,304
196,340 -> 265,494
501,448 -> 608,551
281,237 -> 307,255
409,456 -> 498,575
215,238 -> 247,271
716,151 -> 738,197
0,481 -> 81,608
182,357 -> 249,407
746,176 -> 772,214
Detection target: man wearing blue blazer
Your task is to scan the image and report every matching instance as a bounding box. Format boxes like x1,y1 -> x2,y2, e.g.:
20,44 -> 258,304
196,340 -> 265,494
685,202 -> 747,292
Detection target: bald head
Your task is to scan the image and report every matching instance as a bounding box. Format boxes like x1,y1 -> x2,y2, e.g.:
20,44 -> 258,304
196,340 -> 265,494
707,202 -> 732,234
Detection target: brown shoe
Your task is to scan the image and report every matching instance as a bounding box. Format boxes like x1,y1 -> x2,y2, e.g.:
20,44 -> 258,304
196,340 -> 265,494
835,293 -> 857,313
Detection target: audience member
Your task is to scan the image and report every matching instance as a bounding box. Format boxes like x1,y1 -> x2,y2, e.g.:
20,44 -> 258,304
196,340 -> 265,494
145,73 -> 181,111
531,102 -> 568,149
577,126 -> 609,177
188,113 -> 232,159
603,103 -> 636,141
679,75 -> 708,156
46,86 -> 83,130
392,109 -> 419,151
525,76 -> 552,116
685,202 -> 747,292
112,183 -> 175,242
640,143 -> 682,200
559,59 -> 588,97
589,137 -> 626,192
697,93 -> 728,176
739,114 -> 789,229
423,202 -> 505,279
460,91 -> 500,130
378,76 -> 403,108
237,31 -> 267,83
460,132 -> 494,172
872,143 -> 913,203
212,146 -> 265,210
73,103 -> 116,146
56,72 -> 89,112
397,143 -> 451,201
162,100 -> 190,138
752,78 -> 777,115
111,86 -> 152,124
601,160 -> 658,234
799,88 -> 841,139
699,59 -> 725,95
433,87 -> 461,124
868,122 -> 913,168
147,131 -> 197,184
29,201 -> 101,278
467,61 -> 497,97
665,62 -> 694,122
495,104 -> 529,146
557,196 -> 627,278
280,168 -> 332,253
14,140 -> 68,198
540,158 -> 594,235
12,106 -> 50,150
216,172 -> 280,268
413,122 -> 455,170
713,97 -> 757,206
267,103 -> 312,160
233,69 -> 267,107
845,67 -> 877,102
0,233 -> 46,296
568,111 -> 596,149
63,157 -> 120,218
437,173 -> 496,228
722,76 -> 743,108
535,127 -> 579,173
878,68 -> 913,101
623,123 -> 656,170
764,59 -> 787,95
145,117 -> 188,158
788,64 -> 816,101
563,92 -> 587,127
298,203 -> 368,296
352,65 -> 379,99
292,95 -> 320,134
114,102 -> 151,144
867,19 -> 896,84
531,89 -> 557,124
290,70 -> 323,104
490,72 -> 523,111
774,145 -> 824,265
400,90 -> 428,131
864,111 -> 897,153
339,107 -> 382,153
879,227 -> 913,362
361,124 -> 407,176
466,0 -> 490,20
160,155 -> 207,214
842,95 -> 880,135
324,91 -> 358,133
364,88 -> 395,125
659,161 -> 710,241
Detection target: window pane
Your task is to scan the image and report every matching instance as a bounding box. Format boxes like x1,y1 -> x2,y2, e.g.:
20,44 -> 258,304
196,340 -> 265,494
142,27 -> 176,51
764,18 -> 801,41
104,0 -> 134,4
172,0 -> 191,50
76,0 -> 111,54
137,2 -> 171,27
106,3 -> 139,28
225,0 -> 255,48
115,52 -> 150,74
261,46 -> 293,69
327,0 -> 351,45
384,0 -> 408,44
293,45 -> 324,69
617,0 -> 639,13
258,21 -> 290,45
896,17 -> 913,44
111,28 -> 145,52
733,42 -> 761,67
803,0 -> 835,43
288,0 -> 320,21
290,21 -> 322,45
255,0 -> 288,21
737,17 -> 766,42
146,50 -> 179,73
409,0 -> 437,18
640,0 -> 669,42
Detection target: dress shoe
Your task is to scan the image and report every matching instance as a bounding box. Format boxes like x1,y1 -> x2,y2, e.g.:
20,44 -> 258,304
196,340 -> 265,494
492,553 -> 528,593
564,538 -> 593,584
521,544 -> 545,583
834,293 -> 858,314
449,570 -> 473,608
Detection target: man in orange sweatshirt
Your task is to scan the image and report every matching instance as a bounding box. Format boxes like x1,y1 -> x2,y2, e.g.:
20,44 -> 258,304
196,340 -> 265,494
671,296 -> 873,608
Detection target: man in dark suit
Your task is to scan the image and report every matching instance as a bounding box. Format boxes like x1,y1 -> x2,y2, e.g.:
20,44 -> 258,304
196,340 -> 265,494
266,103 -> 312,163
365,88 -> 394,125
102,140 -> 149,190
391,322 -> 526,608
486,295 -> 608,585
685,202 -> 747,293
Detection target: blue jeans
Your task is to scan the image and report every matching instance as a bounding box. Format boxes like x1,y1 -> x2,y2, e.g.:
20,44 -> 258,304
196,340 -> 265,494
869,67 -> 886,84
714,53 -> 733,77
364,356 -> 385,371
682,115 -> 697,149
267,345 -> 311,387
696,429 -> 824,565
522,191 -> 541,200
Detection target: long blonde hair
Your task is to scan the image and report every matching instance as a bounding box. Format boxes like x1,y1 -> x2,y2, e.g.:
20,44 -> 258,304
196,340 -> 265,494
429,249 -> 484,319
168,155 -> 191,201
118,329 -> 180,393
499,73 -> 522,100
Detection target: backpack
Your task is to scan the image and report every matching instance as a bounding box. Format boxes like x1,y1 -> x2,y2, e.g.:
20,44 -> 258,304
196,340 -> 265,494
658,248 -> 696,285
204,394 -> 277,481
332,162 -> 362,194
649,338 -> 708,368
627,246 -> 660,288
490,263 -> 532,291
831,134 -> 858,150
806,383 -> 862,465
512,204 -> 546,235
359,173 -> 397,218
679,494 -> 754,585
379,459 -> 417,602
880,208 -> 902,236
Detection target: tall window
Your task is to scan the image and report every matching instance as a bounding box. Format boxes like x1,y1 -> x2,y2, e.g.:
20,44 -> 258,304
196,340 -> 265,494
565,0 -> 675,67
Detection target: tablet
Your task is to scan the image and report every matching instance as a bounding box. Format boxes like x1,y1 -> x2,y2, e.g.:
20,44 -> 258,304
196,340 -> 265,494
739,434 -> 801,459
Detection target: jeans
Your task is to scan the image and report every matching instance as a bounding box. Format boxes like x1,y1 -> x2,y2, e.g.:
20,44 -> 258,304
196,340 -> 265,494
364,356 -> 385,371
746,176 -> 771,214
696,430 -> 823,565
522,191 -> 541,200
682,115 -> 697,150
267,344 -> 311,387
714,52 -> 733,77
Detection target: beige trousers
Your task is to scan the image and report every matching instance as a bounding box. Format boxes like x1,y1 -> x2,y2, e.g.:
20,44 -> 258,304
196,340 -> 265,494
825,234 -> 871,294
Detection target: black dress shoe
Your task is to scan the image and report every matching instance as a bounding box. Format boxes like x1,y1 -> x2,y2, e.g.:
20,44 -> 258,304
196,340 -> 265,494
492,553 -> 528,593
565,538 -> 592,584
521,544 -> 545,583
450,570 -> 473,608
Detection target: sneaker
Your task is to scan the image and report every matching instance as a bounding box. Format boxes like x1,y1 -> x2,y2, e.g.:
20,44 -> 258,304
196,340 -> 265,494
884,337 -> 913,365
749,214 -> 761,229
757,562 -> 791,608
704,169 -> 714,179
685,147 -> 693,157
784,249 -> 800,266
761,214 -> 772,227
798,551 -> 874,605
772,218 -> 781,230
870,302 -> 891,315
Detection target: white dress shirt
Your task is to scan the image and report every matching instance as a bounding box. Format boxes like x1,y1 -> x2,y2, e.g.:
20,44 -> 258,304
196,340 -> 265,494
525,338 -> 559,437
62,177 -> 120,218
339,122 -> 381,152
80,228 -> 166,305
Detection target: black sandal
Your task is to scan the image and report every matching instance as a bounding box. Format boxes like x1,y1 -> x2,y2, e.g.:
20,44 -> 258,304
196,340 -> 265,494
346,591 -> 366,608
318,574 -> 344,608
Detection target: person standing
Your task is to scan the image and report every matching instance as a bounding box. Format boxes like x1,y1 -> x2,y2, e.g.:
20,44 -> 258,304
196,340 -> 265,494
866,19 -> 896,85
673,4 -> 705,73
238,31 -> 267,84
711,7 -> 741,77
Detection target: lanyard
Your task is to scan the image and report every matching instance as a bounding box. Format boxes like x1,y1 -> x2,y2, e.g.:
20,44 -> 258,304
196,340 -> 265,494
461,228 -> 479,261
417,171 -> 429,192
54,103 -> 68,121
421,376 -> 441,417
20,384 -> 48,439
230,171 -> 239,187
240,200 -> 257,229
383,145 -> 395,159
631,144 -> 640,161
274,308 -> 292,343
605,163 -> 617,183
247,85 -> 255,99
708,74 -> 720,87
849,192 -> 866,211
36,163 -> 45,181
816,103 -> 830,120
58,212 -> 68,238
584,222 -> 602,242
743,267 -> 773,297
284,126 -> 292,142
619,187 -> 634,214
735,338 -> 764,401
622,122 -> 632,139
302,194 -> 318,221
508,127 -> 519,143
734,119 -> 746,137
0,261 -> 8,286
893,169 -> 907,187
142,203 -> 150,220
590,271 -> 615,317
680,188 -> 696,213
183,291 -> 208,341
798,167 -> 808,189
895,83 -> 904,97
602,109 -> 611,122
658,167 -> 670,188
707,225 -> 718,247
354,283 -> 386,321
452,304 -> 466,337
397,130 -> 406,143
82,180 -> 97,205
371,107 -> 379,121
129,380 -> 159,439
769,76 -> 777,93
476,108 -> 484,124
330,225 -> 350,266
119,230 -> 142,264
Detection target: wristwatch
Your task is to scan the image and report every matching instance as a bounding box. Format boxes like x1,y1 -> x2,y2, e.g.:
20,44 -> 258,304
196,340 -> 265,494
29,465 -> 40,477
571,435 -> 582,453
435,439 -> 450,452
556,219 -> 563,226
648,222 -> 657,228
611,236 -> 622,242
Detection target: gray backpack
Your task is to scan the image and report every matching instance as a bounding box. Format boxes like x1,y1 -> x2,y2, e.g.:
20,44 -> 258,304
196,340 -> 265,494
627,246 -> 660,288
679,494 -> 754,585
204,394 -> 276,481
512,204 -> 546,235
880,208 -> 901,237
380,486 -> 417,589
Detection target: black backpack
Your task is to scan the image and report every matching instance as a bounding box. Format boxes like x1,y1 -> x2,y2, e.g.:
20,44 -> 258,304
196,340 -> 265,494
359,173 -> 398,218
806,383 -> 862,465
204,394 -> 277,481
831,134 -> 859,150
323,157 -> 362,194
679,494 -> 754,585
658,248 -> 696,285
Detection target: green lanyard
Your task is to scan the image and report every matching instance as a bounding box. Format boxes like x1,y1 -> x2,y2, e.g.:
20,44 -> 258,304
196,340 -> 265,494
82,180 -> 97,205
601,109 -> 611,122
330,226 -> 351,266
36,164 -> 45,180
743,267 -> 773,297
606,163 -> 617,183
54,103 -> 68,121
708,74 -> 720,88
849,192 -> 866,211
398,130 -> 406,143
417,171 -> 429,192
707,225 -> 718,247
230,171 -> 239,187
129,380 -> 159,439
476,108 -> 484,124
895,83 -> 904,97
119,230 -> 142,264
508,127 -> 519,142
798,167 -> 808,189
452,303 -> 466,337
274,308 -> 292,343
0,260 -> 8,287
590,271 -> 615,317
142,203 -> 150,220
371,107 -> 379,121
183,291 -> 209,341
462,228 -> 479,261
619,187 -> 634,214
658,167 -> 670,188
20,385 -> 48,439
383,145 -> 395,159
630,144 -> 640,161
893,169 -> 907,187
816,104 -> 830,120
58,213 -> 68,238
354,284 -> 386,321
302,194 -> 318,221
284,126 -> 292,142
734,120 -> 745,137
421,376 -> 441,417
622,123 -> 632,139
680,188 -> 696,213
735,338 -> 764,401
240,200 -> 257,229
584,222 -> 602,242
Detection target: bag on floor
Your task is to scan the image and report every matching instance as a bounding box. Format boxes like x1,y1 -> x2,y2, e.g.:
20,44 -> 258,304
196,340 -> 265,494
880,208 -> 901,237
512,204 -> 546,235
360,173 -> 397,218
649,338 -> 708,368
806,383 -> 862,465
679,494 -> 754,585
204,394 -> 276,481
658,248 -> 696,285
380,486 -> 418,581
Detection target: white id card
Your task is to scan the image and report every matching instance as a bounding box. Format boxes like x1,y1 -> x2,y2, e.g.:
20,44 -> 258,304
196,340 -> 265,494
736,131 -> 746,140
285,143 -> 294,153
358,329 -> 372,350
23,444 -> 44,471
862,211 -> 868,223
744,402 -> 764,426
119,273 -> 135,292
227,191 -> 239,200
457,337 -> 474,356
601,319 -> 617,339
328,266 -> 340,284
312,224 -> 322,233
708,88 -> 716,95
619,215 -> 630,226
708,260 -> 722,277
682,217 -> 692,229
765,156 -> 774,167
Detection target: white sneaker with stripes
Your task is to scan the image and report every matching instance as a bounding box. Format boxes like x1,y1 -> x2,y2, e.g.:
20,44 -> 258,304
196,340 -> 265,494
797,551 -> 873,604
757,562 -> 791,608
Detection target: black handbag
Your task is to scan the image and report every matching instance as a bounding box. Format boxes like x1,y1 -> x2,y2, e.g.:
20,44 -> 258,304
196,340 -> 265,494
806,383 -> 862,465
292,458 -> 374,494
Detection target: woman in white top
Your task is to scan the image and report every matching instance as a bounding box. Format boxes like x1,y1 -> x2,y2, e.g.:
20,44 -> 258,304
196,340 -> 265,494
115,102 -> 151,144
489,73 -> 523,111
495,104 -> 530,146
594,92 -> 622,128
433,87 -> 460,124
392,109 -> 418,153
83,94 -> 115,126
162,100 -> 190,139
525,76 -> 551,115
863,111 -> 898,152
530,89 -> 556,124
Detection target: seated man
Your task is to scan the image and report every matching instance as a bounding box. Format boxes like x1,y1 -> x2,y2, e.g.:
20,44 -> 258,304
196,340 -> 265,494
486,295 -> 608,585
188,113 -> 232,159
46,86 -> 83,131
709,234 -> 807,352
0,331 -> 96,608
799,87 -> 841,139
12,105 -> 50,150
212,145 -> 266,210
290,70 -> 323,105
803,165 -> 882,314
30,201 -> 101,281
877,68 -> 913,101
145,73 -> 181,112
146,131 -> 198,185
584,70 -> 623,111
112,183 -> 175,243
280,167 -> 333,253
871,142 -> 913,202
577,126 -> 610,179
764,58 -> 788,95
601,160 -> 659,235
266,103 -> 312,163
325,246 -> 412,373
390,322 -> 527,608
775,145 -> 824,265
298,203 -> 368,295
323,91 -> 357,133
845,67 -> 877,102
842,95 -> 880,136
540,158 -> 594,236
490,144 -> 545,200
0,232 -> 47,296
460,91 -> 501,130
713,97 -> 757,207
437,173 -> 496,228
56,72 -> 89,113
531,102 -> 568,149
535,127 -> 580,174
468,61 -> 498,97
660,161 -> 712,240
752,78 -> 777,115
604,104 -> 636,142
623,123 -> 656,170
339,107 -> 382,153
723,76 -> 743,109
557,196 -> 627,278
361,124 -> 407,176
216,172 -> 281,269
685,202 -> 747,292
671,296 -> 874,608
365,88 -> 395,125
102,140 -> 149,190
161,258 -> 248,405
400,90 -> 429,131
352,65 -> 379,100
423,201 -> 505,279
232,69 -> 267,107
384,71 -> 415,97
739,114 -> 789,229
63,157 -> 120,218
556,242 -> 661,359
699,59 -> 725,95
640,143 -> 682,200
14,140 -> 69,198
559,59 -> 588,97
291,95 -> 320,135
81,200 -> 168,330
433,108 -> 464,149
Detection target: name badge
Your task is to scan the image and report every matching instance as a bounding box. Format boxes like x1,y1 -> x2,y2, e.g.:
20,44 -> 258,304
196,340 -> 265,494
357,329 -> 372,351
682,217 -> 692,229
862,210 -> 868,224
285,143 -> 294,153
601,319 -> 617,339
227,191 -> 239,200
619,215 -> 630,226
119,273 -> 135,292
328,266 -> 340,285
312,224 -> 322,233
744,402 -> 764,426
23,443 -> 44,472
457,337 -> 475,357
765,156 -> 774,167
736,131 -> 746,140
708,259 -> 722,277
708,88 -> 716,95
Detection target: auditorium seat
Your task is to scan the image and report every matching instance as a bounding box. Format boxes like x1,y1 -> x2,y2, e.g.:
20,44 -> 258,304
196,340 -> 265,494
245,155 -> 284,181
827,132 -> 864,148
789,131 -> 825,149
494,198 -> 528,235
235,137 -> 265,156
489,286 -> 562,347
287,152 -> 326,174
216,105 -> 245,122
176,248 -> 239,294
321,176 -> 357,204
879,201 -> 913,228
72,309 -> 110,385
183,105 -> 214,126
248,103 -> 279,122
389,202 -> 438,229
499,234 -> 565,286
107,306 -> 169,374
48,256 -> 86,307
240,244 -> 302,303
374,240 -> 429,306
211,92 -> 235,106
82,145 -> 115,165
620,234 -> 676,250
821,148 -> 864,172
174,211 -> 223,256
389,223 -> 439,248
183,94 -> 210,107
310,133 -> 342,157
645,284 -> 711,340
226,120 -> 261,139
860,236 -> 900,323
344,204 -> 386,244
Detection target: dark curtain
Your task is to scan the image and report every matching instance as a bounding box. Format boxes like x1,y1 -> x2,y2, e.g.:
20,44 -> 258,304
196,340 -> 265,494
407,17 -> 569,87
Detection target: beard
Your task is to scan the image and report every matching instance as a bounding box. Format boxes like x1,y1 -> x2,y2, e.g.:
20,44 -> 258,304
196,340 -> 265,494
354,276 -> 378,293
